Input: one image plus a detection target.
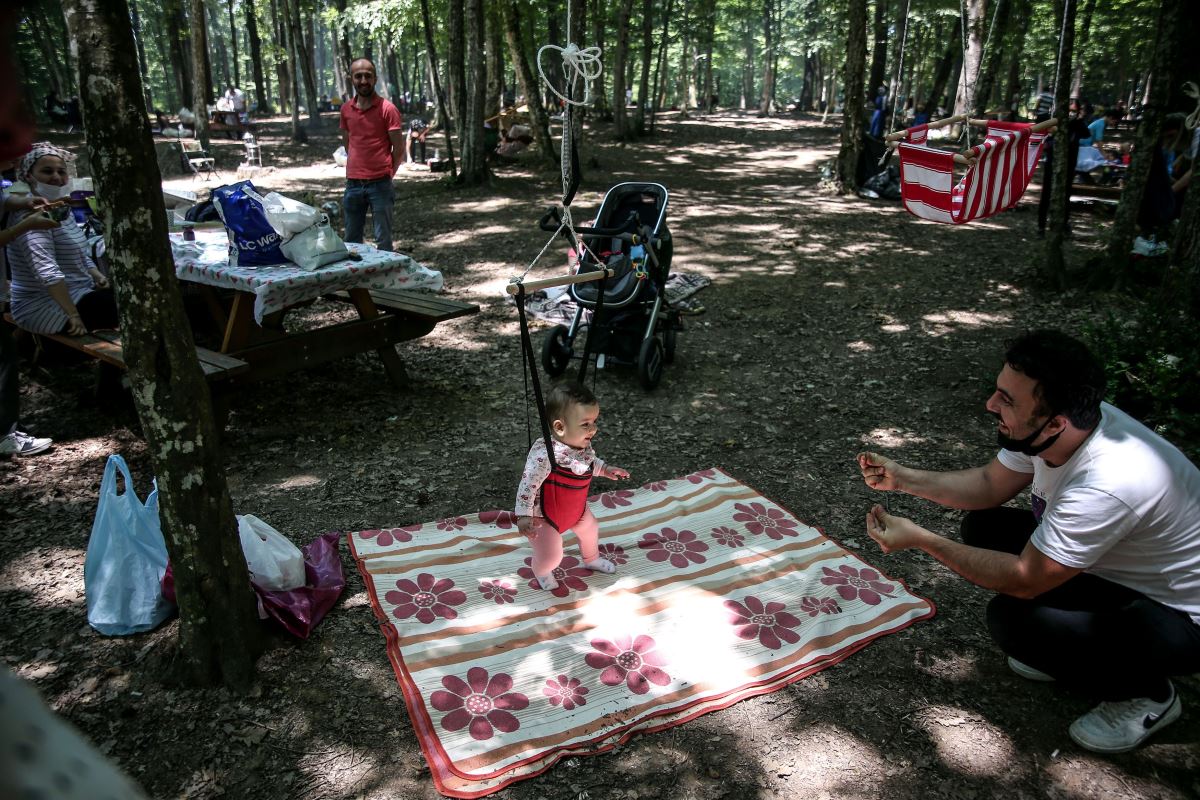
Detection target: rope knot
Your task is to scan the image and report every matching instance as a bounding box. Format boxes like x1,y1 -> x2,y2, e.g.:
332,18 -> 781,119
537,42 -> 604,107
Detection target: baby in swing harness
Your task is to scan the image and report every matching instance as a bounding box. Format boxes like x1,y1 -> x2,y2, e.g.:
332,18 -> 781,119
515,382 -> 630,590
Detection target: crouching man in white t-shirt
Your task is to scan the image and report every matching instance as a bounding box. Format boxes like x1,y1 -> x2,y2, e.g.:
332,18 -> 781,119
856,330 -> 1200,754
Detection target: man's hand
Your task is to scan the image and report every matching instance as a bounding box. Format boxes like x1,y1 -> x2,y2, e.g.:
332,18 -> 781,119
64,314 -> 87,336
865,504 -> 929,553
89,269 -> 110,289
601,465 -> 630,480
857,451 -> 902,491
3,194 -> 54,213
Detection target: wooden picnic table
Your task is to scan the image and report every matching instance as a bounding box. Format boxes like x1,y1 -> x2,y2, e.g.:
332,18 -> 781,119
172,229 -> 478,399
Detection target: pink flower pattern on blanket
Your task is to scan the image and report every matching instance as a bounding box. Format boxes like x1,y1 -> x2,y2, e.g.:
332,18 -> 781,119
598,543 -> 629,566
711,525 -> 745,547
478,579 -> 518,604
726,595 -> 803,650
685,469 -> 717,484
598,490 -> 636,509
385,573 -> 468,623
638,527 -> 709,568
820,565 -> 895,605
358,524 -> 418,547
437,516 -> 470,532
731,501 -> 800,540
430,667 -> 530,741
478,510 -> 518,529
543,675 -> 589,710
585,635 -> 672,694
517,555 -> 591,597
799,596 -> 842,616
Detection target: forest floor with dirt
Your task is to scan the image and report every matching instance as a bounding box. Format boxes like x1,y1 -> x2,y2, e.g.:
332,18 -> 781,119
3,110 -> 1198,800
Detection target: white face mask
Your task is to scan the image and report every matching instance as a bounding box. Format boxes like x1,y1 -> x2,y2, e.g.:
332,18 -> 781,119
33,181 -> 73,202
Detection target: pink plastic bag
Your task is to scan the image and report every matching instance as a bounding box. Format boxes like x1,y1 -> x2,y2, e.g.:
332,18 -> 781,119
162,530 -> 345,639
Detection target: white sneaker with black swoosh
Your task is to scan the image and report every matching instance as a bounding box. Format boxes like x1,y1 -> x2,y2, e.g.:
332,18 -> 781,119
1069,682 -> 1181,754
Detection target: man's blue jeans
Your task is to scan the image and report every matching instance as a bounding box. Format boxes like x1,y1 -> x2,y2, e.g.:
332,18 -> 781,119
343,176 -> 394,252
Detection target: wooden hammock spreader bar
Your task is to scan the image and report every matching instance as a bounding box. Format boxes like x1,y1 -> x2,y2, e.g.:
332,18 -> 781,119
505,267 -> 615,296
883,116 -> 1060,166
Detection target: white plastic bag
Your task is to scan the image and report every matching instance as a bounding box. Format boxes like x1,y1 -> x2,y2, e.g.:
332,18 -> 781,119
333,146 -> 348,167
262,191 -> 321,236
280,216 -> 350,270
237,514 -> 305,591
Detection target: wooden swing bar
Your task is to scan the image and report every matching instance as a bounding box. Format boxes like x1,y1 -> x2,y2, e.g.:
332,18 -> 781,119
505,267 -> 615,296
883,115 -> 1060,165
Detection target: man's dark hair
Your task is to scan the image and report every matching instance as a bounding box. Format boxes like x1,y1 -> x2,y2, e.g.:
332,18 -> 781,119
1005,330 -> 1106,429
546,382 -> 597,423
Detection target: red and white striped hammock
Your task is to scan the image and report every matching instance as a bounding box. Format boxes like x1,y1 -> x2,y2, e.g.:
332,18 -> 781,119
897,121 -> 1049,225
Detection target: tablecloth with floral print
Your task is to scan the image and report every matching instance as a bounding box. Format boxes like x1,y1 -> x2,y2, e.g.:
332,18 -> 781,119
348,468 -> 935,798
171,229 -> 444,325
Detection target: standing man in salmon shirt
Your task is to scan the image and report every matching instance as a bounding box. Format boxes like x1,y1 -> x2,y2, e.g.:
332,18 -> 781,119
340,58 -> 403,252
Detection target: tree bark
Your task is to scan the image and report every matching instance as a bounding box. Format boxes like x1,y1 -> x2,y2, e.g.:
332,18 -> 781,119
867,0 -> 888,99
974,0 -> 1009,115
922,17 -> 960,117
590,0 -> 609,118
459,0 -> 489,183
189,0 -> 211,147
148,7 -> 178,108
332,0 -> 353,98
1101,0 -> 1183,285
885,2 -> 906,112
448,0 -> 466,126
634,0 -> 654,133
485,1 -> 504,120
1043,0 -> 1077,287
649,0 -> 673,131
418,0 -> 458,178
164,0 -> 192,109
1002,0 -> 1030,119
1069,0 -> 1097,99
129,0 -> 153,110
294,1 -> 320,125
280,0 -> 306,141
245,0 -> 270,113
835,0 -> 868,192
269,0 -> 290,114
611,0 -> 635,138
952,0 -> 984,124
758,0 -> 776,115
227,0 -> 240,87
501,0 -> 556,165
206,0 -> 231,90
545,0 -> 565,102
62,0 -> 262,690
698,0 -> 716,112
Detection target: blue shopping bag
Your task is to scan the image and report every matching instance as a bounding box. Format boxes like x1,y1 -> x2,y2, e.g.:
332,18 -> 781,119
84,455 -> 174,636
211,180 -> 287,267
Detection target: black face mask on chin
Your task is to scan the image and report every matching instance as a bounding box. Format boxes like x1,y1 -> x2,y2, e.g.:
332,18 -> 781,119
991,411 -> 1062,456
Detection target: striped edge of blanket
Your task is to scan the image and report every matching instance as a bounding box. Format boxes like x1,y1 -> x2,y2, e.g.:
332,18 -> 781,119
348,467 -> 937,798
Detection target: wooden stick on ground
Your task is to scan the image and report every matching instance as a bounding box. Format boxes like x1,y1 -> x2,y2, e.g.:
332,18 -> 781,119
505,268 -> 615,296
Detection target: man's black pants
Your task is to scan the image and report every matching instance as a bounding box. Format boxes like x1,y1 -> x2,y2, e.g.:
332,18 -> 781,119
963,507 -> 1200,701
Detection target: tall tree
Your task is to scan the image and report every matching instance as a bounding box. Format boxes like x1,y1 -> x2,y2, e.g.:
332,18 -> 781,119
419,0 -> 458,178
835,0 -> 868,192
634,0 -> 654,132
460,0 -> 489,183
332,0 -> 353,97
1068,0 -> 1098,99
952,0 -> 984,121
61,0 -> 262,690
189,0 -> 211,147
1043,0 -> 1077,287
206,0 -> 231,89
503,0 -> 557,164
758,0 -> 777,115
226,0 -> 240,87
244,0 -> 271,113
867,0 -> 889,97
974,0 -> 1009,115
1002,0 -> 1031,119
589,0 -> 609,118
448,0 -> 466,125
280,0 -> 306,140
921,17 -> 960,117
129,0 -> 153,110
164,0 -> 193,109
648,0 -> 673,131
485,3 -> 504,119
292,0 -> 320,125
611,0 -> 635,137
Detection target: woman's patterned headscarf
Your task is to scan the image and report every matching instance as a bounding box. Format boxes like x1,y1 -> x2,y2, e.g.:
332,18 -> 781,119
16,141 -> 75,184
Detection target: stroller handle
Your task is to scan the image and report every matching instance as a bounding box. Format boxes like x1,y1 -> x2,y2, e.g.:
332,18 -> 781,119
539,206 -> 644,239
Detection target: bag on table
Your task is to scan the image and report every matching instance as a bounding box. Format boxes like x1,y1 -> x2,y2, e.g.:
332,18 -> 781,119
237,514 -> 306,591
85,455 -> 174,636
211,180 -> 287,268
262,192 -> 349,270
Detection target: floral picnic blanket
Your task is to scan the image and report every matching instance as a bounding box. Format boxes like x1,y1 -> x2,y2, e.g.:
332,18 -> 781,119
171,228 -> 444,324
348,468 -> 934,798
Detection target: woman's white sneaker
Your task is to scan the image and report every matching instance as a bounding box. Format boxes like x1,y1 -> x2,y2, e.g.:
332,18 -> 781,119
0,430 -> 53,457
1069,684 -> 1181,753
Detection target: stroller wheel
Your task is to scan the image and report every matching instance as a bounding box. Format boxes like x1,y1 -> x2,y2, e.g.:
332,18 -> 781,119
663,325 -> 677,364
542,325 -> 572,377
637,336 -> 665,390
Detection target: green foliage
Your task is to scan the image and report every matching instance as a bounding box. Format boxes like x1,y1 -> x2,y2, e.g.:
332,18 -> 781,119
1083,302 -> 1200,461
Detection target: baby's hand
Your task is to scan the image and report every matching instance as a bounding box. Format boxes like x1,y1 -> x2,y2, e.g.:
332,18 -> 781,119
602,465 -> 630,480
516,515 -> 539,541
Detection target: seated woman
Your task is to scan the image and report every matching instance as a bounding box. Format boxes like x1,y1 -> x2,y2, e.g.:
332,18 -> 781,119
6,143 -> 116,337
406,117 -> 429,164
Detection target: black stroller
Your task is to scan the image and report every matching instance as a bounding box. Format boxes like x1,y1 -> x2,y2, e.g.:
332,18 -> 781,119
539,182 -> 679,389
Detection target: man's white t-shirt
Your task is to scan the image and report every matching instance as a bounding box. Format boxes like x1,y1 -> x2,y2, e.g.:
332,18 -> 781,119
998,402 -> 1200,624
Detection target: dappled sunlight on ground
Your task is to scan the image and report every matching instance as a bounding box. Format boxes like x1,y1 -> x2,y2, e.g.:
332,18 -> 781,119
915,704 -> 1021,779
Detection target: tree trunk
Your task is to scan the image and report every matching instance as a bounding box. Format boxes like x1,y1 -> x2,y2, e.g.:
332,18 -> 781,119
867,0 -> 888,98
699,0 -> 716,112
590,0 -> 609,118
1043,0 -> 1077,287
189,0 -> 211,146
129,0 -> 153,110
206,0 -> 231,90
294,2 -> 320,125
501,0 -> 556,165
164,0 -> 192,110
975,0 -> 1010,116
226,0 -> 240,87
485,2 -> 503,120
460,0 -> 489,183
835,0 -> 868,192
952,0 -> 984,123
418,0 -> 458,178
280,0 -> 306,141
27,6 -> 73,97
649,0 -> 673,131
923,17 -> 960,117
741,21 -> 754,109
634,0 -> 654,133
245,0 -> 270,113
612,0 -> 635,138
1069,0 -> 1097,99
758,0 -> 776,115
545,0 -> 565,102
885,3 -> 906,112
1003,0 -> 1030,119
332,0 -> 353,98
1101,0 -> 1183,285
448,0 -> 466,126
149,8 -> 178,108
270,0 -> 290,114
61,0 -> 261,690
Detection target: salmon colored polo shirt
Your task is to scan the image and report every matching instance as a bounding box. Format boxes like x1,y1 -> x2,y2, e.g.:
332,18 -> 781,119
339,95 -> 403,180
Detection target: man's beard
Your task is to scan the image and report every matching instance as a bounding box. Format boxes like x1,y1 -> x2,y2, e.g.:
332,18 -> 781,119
356,84 -> 375,97
992,412 -> 1061,456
